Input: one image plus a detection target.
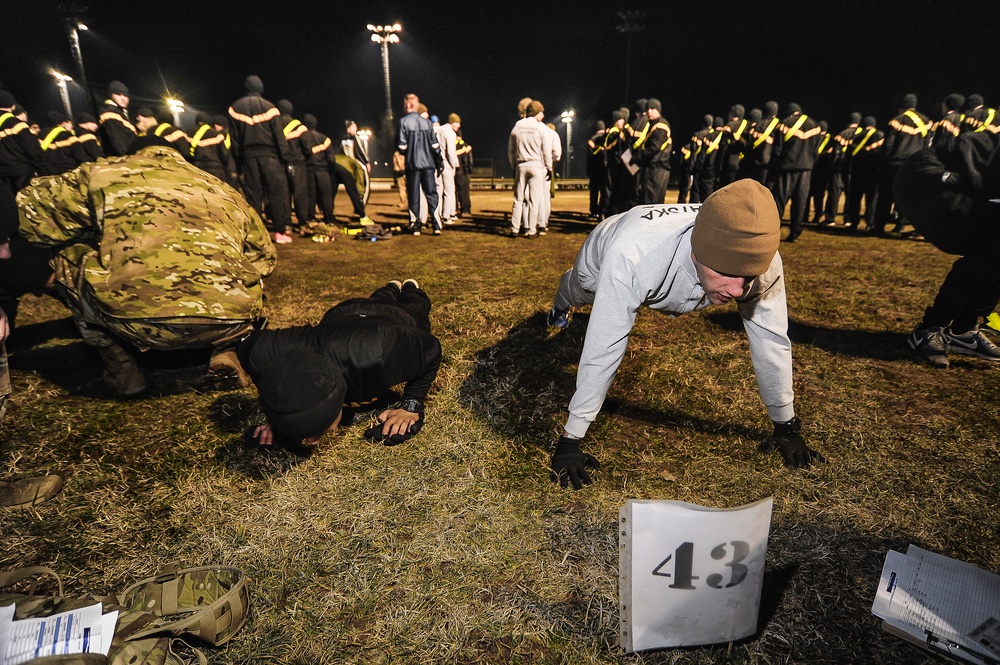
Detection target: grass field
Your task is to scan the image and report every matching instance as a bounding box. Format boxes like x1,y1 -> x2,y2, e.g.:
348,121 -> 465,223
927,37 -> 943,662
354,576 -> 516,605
2,187 -> 997,664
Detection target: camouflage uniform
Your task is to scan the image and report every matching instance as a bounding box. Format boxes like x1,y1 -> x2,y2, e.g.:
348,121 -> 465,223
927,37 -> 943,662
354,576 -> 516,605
16,146 -> 276,352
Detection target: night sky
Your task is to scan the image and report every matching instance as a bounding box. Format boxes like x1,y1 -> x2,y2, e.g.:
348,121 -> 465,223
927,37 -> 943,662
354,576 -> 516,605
2,0 -> 997,177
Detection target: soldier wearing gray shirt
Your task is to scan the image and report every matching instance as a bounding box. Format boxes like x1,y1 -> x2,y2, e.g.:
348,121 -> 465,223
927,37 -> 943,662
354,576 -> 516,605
546,179 -> 824,489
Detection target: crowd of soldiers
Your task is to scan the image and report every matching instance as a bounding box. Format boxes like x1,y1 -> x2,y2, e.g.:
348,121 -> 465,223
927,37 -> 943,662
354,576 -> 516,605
587,93 -> 998,242
0,76 -> 379,245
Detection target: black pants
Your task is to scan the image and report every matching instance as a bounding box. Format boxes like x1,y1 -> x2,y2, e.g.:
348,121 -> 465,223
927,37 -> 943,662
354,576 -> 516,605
287,162 -> 311,225
639,166 -> 670,204
871,163 -> 903,231
331,163 -> 366,218
241,152 -> 291,234
827,169 -> 848,219
845,169 -> 877,227
455,170 -> 472,214
307,167 -> 333,221
773,170 -> 812,234
588,168 -> 607,214
894,149 -> 1000,333
695,170 -> 716,203
321,281 -> 432,333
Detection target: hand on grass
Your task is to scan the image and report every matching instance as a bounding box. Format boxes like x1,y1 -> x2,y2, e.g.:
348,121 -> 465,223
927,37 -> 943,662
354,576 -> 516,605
550,436 -> 600,490
364,408 -> 423,446
762,417 -> 826,468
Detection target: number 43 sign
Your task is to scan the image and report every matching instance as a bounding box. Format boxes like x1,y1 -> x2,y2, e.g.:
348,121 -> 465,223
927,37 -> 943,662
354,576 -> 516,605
619,498 -> 774,653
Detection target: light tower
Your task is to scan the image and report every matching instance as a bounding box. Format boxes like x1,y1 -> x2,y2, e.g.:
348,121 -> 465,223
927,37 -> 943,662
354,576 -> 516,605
367,23 -> 401,126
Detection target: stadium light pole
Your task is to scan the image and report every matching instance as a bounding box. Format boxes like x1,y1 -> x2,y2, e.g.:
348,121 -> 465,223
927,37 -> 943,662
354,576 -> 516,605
166,98 -> 185,127
561,110 -> 575,180
66,19 -> 93,113
51,71 -> 74,118
367,23 -> 401,126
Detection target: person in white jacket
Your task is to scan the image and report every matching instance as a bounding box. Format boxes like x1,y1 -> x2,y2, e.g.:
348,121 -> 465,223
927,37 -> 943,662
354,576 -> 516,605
508,100 -> 553,237
538,121 -> 562,234
545,179 -> 824,489
435,114 -> 461,224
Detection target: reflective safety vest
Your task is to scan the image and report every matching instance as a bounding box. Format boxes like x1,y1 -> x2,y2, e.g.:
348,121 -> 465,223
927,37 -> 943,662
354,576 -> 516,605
733,118 -> 748,140
817,133 -> 831,154
40,126 -> 73,150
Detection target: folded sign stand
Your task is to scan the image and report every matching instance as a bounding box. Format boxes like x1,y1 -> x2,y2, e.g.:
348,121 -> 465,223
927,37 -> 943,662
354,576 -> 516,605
619,498 -> 773,653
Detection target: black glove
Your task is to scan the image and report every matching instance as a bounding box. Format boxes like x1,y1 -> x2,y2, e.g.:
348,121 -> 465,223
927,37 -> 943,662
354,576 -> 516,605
761,417 -> 825,468
550,436 -> 600,490
545,169 -> 552,181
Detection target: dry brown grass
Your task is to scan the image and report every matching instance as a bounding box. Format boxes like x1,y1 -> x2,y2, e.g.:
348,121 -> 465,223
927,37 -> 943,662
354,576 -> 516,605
2,187 -> 996,664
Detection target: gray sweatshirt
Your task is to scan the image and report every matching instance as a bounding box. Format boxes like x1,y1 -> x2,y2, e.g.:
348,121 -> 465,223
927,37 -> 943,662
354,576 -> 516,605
563,204 -> 795,438
508,117 -> 553,169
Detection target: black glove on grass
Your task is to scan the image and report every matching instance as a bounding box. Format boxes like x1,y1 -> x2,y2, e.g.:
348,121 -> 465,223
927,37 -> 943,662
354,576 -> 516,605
363,415 -> 424,446
550,436 -> 600,490
761,417 -> 825,468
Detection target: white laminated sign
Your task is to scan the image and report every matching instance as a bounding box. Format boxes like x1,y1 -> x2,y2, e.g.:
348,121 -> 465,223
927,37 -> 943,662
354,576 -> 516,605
619,498 -> 773,653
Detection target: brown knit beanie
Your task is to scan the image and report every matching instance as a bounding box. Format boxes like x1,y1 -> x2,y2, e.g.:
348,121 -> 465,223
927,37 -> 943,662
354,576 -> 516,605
690,180 -> 780,277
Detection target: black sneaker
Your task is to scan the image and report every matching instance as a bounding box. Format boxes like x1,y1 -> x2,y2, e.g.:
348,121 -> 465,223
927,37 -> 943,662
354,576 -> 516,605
546,306 -> 570,329
907,325 -> 949,368
945,327 -> 1000,360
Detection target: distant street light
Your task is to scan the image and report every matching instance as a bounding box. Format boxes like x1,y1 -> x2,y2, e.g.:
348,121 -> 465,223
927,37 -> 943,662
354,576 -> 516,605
367,22 -> 401,126
51,71 -> 74,118
66,18 -> 93,113
560,110 -> 575,180
166,98 -> 185,127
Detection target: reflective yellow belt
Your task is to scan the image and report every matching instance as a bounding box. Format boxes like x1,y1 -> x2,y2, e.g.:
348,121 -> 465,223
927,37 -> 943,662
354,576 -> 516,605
783,114 -> 809,141
903,110 -> 929,137
283,119 -> 302,137
753,117 -> 779,148
852,127 -> 877,156
190,124 -> 212,156
154,122 -> 171,137
974,108 -> 996,133
41,126 -> 67,150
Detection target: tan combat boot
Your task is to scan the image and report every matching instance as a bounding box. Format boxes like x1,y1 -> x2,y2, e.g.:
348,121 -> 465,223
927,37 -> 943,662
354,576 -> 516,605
209,348 -> 251,388
98,344 -> 145,395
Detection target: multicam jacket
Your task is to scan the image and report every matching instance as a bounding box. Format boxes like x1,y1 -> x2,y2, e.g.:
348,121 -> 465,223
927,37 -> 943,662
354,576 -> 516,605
16,145 -> 276,323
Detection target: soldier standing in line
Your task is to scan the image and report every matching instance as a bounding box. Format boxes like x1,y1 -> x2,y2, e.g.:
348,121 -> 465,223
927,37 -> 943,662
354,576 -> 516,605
772,103 -> 822,243
688,113 -> 714,202
717,104 -> 748,188
0,91 -> 45,192
189,113 -> 232,183
635,98 -> 672,204
844,116 -> 884,232
586,120 -> 607,217
746,101 -> 781,187
277,100 -> 311,232
869,93 -> 931,236
959,94 -> 996,134
72,112 -> 104,165
809,121 -> 835,224
300,114 -> 334,225
602,108 -> 630,216
228,75 -> 294,244
97,80 -> 137,157
454,130 -> 473,218
933,93 -> 966,149
134,108 -> 190,155
38,111 -> 80,176
17,140 -> 276,395
212,114 -> 239,186
827,112 -> 862,224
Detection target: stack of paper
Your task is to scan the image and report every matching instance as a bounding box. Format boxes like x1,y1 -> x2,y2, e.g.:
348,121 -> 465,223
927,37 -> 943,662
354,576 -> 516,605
872,545 -> 1000,665
0,602 -> 118,665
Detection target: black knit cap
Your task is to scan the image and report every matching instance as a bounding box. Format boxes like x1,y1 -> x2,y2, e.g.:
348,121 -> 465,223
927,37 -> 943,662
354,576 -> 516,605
728,104 -> 745,121
713,116 -> 724,127
849,112 -> 861,125
901,93 -> 917,109
636,98 -> 647,112
748,108 -> 762,123
611,109 -> 625,122
134,107 -> 155,119
303,114 -> 317,129
943,94 -> 965,112
245,75 -> 264,94
595,120 -> 605,131
0,90 -> 14,108
277,99 -> 293,116
255,350 -> 346,441
76,112 -> 97,124
646,98 -> 662,112
212,114 -> 229,128
46,110 -> 69,125
702,114 -> 713,128
965,94 -> 984,110
785,102 -> 801,116
863,116 -> 877,127
764,100 -> 779,116
107,80 -> 129,96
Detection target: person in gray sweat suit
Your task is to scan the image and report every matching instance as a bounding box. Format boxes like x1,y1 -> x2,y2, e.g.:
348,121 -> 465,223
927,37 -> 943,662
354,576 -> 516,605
545,179 -> 824,489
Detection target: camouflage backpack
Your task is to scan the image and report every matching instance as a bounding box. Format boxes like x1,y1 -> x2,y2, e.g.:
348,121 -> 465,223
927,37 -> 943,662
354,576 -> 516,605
0,563 -> 250,665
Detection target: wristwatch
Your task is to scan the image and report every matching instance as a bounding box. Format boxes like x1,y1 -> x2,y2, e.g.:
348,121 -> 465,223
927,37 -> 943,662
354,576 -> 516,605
774,416 -> 802,434
392,399 -> 423,414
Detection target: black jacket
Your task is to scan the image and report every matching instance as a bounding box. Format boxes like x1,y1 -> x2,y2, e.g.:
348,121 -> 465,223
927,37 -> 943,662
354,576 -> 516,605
97,100 -> 137,157
227,93 -> 291,162
0,111 -> 45,178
